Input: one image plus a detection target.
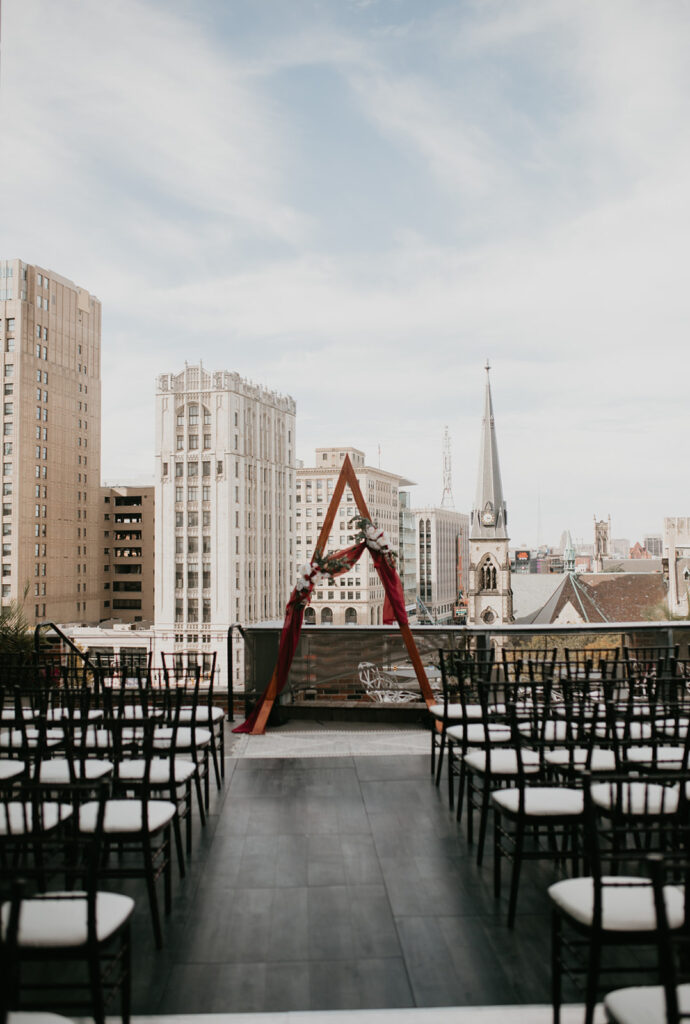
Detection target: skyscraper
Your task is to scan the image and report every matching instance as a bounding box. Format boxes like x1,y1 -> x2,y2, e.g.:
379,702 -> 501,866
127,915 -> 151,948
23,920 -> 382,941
1,259 -> 101,624
154,364 -> 295,681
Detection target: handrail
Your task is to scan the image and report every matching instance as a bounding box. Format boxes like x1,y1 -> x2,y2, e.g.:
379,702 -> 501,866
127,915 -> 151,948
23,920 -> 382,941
227,622 -> 250,721
34,621 -> 99,676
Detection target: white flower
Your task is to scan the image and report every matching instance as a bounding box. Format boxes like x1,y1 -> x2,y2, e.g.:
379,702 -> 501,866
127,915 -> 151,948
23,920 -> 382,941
295,561 -> 319,592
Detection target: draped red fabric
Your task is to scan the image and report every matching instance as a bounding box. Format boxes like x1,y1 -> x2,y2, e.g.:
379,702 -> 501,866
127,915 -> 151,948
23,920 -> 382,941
370,549 -> 408,626
232,540 -> 407,734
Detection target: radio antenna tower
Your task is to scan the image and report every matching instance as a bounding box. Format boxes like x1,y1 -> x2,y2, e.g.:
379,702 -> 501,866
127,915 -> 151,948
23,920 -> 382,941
440,426 -> 454,508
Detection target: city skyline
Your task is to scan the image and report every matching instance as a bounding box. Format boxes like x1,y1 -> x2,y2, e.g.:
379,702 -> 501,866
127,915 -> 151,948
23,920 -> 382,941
1,0 -> 689,549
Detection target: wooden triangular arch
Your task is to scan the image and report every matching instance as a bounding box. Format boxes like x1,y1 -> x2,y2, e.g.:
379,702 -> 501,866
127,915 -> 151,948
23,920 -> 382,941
242,454 -> 434,735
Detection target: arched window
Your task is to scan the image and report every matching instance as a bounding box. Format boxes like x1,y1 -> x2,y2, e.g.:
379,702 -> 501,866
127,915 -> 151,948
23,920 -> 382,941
479,558 -> 498,592
376,606 -> 382,625
345,607 -> 357,625
320,607 -> 333,624
304,607 -> 316,624
370,608 -> 375,624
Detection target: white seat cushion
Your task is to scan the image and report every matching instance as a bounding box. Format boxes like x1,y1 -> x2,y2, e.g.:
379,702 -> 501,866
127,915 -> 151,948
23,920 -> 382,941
447,723 -> 511,744
626,745 -> 688,767
79,798 -> 177,834
0,890 -> 134,946
0,801 -> 73,835
545,747 -> 616,772
549,875 -> 685,931
46,708 -> 103,722
0,729 -> 61,749
463,748 -> 540,774
154,726 -> 212,749
591,780 -> 680,815
604,982 -> 690,1024
117,757 -> 196,784
429,703 -> 481,720
178,706 -> 224,723
36,758 -> 114,783
491,786 -> 584,816
0,760 -> 25,780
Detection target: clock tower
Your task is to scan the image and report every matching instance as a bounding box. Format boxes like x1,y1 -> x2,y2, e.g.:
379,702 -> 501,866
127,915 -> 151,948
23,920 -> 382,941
468,362 -> 514,625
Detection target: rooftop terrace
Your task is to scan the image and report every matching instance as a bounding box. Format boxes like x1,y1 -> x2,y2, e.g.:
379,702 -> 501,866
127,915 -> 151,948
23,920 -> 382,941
117,719 -> 606,1023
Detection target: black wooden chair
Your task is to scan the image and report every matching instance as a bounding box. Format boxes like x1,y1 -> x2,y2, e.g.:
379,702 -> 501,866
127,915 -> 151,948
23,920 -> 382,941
0,781 -> 133,1024
549,769 -> 690,1024
604,853 -> 690,1024
491,703 -> 585,927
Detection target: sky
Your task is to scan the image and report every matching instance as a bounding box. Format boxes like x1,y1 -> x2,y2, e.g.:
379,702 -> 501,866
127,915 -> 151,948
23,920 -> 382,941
1,0 -> 689,551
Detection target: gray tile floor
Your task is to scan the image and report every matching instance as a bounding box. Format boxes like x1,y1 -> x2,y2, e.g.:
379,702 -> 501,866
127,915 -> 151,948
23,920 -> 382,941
117,721 -> 607,1022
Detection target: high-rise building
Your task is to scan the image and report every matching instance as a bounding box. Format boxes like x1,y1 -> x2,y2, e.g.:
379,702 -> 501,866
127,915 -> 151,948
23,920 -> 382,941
398,490 -> 417,610
467,363 -> 513,625
296,447 -> 413,626
644,534 -> 663,558
155,364 -> 295,682
0,258 -> 101,624
414,506 -> 469,623
100,485 -> 155,624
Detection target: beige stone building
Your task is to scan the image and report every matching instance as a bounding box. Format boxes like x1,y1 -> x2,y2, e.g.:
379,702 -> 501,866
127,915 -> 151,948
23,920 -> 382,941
155,363 -> 296,686
414,506 -> 469,623
296,447 -> 414,626
1,258 -> 101,624
100,485 -> 155,624
663,516 -> 690,616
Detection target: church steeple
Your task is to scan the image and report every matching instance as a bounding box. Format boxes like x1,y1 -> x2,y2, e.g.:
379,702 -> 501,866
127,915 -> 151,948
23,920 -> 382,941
471,361 -> 508,541
467,362 -> 513,625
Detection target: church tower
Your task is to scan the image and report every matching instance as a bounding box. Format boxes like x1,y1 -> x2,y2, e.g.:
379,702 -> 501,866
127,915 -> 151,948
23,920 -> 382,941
468,363 -> 513,625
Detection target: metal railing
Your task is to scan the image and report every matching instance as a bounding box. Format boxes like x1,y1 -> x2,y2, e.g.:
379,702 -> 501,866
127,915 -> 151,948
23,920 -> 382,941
240,620 -> 690,711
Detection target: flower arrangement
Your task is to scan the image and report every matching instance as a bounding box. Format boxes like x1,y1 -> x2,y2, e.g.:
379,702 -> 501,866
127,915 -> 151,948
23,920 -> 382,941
294,546 -> 352,597
349,515 -> 397,565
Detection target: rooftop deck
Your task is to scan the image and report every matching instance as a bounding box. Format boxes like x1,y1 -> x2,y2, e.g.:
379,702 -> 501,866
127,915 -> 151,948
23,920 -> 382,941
119,720 -> 606,1023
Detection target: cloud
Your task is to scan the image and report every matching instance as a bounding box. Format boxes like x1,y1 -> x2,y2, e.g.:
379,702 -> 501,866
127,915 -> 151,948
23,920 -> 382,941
2,0 -> 690,550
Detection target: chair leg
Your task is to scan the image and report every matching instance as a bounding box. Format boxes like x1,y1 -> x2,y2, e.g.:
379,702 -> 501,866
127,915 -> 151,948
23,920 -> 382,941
219,721 -> 225,779
435,730 -> 445,786
476,778 -> 491,865
455,758 -> 467,823
143,835 -> 163,949
584,935 -> 601,1024
87,946 -> 105,1024
172,811 -> 185,878
209,732 -> 222,790
430,726 -> 437,777
551,909 -> 562,1024
164,825 -> 172,914
121,924 -> 132,1024
203,749 -> 210,808
493,809 -> 502,898
507,822 -> 524,928
193,768 -> 207,827
467,771 -> 475,846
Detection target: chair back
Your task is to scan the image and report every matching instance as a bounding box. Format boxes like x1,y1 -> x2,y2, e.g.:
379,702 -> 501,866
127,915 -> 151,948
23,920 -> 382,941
583,769 -> 690,912
648,853 -> 690,1024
